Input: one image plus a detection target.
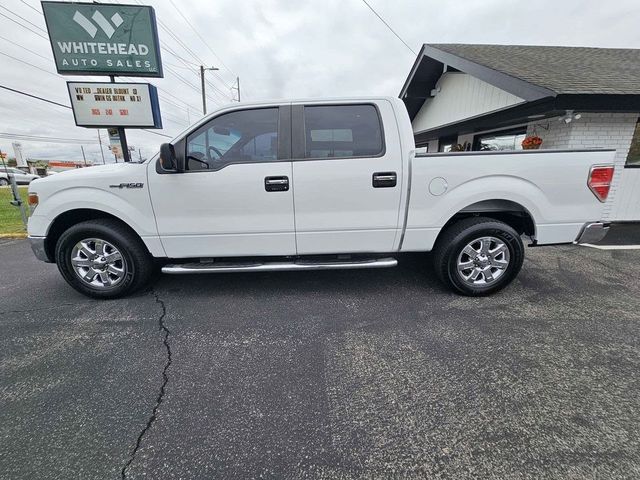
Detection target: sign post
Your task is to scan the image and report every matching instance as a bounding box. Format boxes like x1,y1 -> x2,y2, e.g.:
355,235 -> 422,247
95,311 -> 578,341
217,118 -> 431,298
0,150 -> 28,228
41,1 -> 164,163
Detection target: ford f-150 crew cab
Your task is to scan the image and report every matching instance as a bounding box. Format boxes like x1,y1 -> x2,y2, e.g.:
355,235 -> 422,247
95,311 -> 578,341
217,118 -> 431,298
27,97 -> 615,298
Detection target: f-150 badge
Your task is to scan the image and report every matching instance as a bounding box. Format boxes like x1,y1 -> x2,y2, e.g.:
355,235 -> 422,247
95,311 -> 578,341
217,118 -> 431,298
109,182 -> 144,189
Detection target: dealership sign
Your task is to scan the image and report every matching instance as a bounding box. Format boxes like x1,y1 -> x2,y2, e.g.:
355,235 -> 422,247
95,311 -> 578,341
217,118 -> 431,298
67,82 -> 162,128
41,1 -> 163,77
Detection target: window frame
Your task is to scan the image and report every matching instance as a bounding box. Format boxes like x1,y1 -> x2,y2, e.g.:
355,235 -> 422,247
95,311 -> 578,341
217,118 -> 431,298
472,126 -> 527,152
156,105 -> 291,174
625,119 -> 640,169
291,103 -> 386,161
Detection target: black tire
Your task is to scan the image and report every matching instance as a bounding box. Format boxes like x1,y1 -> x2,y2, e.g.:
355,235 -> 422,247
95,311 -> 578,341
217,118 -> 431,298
0,178 -> 8,186
55,219 -> 154,299
432,216 -> 524,296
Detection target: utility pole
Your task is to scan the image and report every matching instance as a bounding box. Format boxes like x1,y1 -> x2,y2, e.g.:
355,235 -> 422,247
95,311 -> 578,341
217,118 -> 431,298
231,76 -> 241,102
80,145 -> 87,166
199,65 -> 220,115
97,129 -> 106,164
200,65 -> 206,115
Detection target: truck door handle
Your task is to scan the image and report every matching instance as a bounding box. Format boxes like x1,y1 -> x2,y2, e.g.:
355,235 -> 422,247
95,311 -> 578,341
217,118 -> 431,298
265,176 -> 289,192
372,172 -> 397,188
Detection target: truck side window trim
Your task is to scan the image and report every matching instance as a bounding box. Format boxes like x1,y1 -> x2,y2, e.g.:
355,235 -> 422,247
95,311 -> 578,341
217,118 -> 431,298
156,105 -> 290,174
292,103 -> 386,161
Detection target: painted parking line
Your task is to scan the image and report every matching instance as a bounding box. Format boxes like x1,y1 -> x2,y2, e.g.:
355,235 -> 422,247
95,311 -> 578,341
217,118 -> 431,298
580,243 -> 640,250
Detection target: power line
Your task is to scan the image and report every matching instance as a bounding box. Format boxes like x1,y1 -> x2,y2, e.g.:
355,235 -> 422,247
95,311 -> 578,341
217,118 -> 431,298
167,0 -> 236,78
119,75 -> 199,115
160,39 -> 233,93
206,78 -> 233,102
0,4 -> 47,34
163,2 -> 243,96
96,0 -> 233,101
161,111 -> 189,125
162,43 -> 232,100
155,0 -> 235,90
0,84 -> 175,139
2,1 -> 187,140
162,47 -> 199,67
359,0 -> 416,56
0,84 -> 70,109
164,64 -> 221,106
0,33 -> 50,61
0,54 -> 194,124
0,50 -> 62,79
158,21 -> 206,66
0,133 -> 98,144
130,0 -> 235,92
140,129 -> 172,138
19,0 -> 42,15
0,11 -> 48,40
5,1 -> 202,115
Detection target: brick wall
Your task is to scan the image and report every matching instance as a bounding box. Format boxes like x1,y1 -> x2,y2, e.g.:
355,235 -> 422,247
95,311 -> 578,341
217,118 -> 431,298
526,113 -> 639,219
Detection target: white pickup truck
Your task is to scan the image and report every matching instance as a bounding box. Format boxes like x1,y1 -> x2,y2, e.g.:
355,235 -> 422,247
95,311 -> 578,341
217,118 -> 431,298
27,97 -> 615,298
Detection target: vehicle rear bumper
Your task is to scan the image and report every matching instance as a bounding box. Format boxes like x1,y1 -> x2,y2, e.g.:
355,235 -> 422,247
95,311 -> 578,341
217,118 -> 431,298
28,236 -> 53,263
574,222 -> 610,244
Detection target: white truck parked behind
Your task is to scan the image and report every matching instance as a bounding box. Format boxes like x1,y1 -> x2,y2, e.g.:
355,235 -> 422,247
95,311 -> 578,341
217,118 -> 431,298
27,97 -> 615,298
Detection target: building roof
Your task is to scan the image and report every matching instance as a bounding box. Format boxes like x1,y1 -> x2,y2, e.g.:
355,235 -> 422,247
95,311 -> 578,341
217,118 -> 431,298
400,43 -> 640,142
428,44 -> 640,96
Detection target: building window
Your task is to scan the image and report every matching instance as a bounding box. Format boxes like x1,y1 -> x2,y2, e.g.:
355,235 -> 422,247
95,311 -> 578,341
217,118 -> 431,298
438,135 -> 458,152
472,127 -> 527,151
626,121 -> 640,167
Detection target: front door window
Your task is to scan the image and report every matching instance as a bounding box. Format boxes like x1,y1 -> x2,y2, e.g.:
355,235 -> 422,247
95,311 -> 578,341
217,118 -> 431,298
186,107 -> 279,171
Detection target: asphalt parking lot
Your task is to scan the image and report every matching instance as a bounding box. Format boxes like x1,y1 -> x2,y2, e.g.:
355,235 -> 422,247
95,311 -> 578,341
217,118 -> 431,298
1,233 -> 640,479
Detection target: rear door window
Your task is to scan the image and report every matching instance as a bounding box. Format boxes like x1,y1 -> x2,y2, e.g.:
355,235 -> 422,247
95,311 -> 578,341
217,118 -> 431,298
303,105 -> 384,159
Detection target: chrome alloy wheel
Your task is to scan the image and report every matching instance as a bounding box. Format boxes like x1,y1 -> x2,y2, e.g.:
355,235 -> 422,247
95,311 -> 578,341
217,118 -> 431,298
456,236 -> 510,286
70,238 -> 126,289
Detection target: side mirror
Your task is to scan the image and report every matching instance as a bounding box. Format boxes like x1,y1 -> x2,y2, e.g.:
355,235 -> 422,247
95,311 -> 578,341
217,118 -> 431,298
160,143 -> 183,172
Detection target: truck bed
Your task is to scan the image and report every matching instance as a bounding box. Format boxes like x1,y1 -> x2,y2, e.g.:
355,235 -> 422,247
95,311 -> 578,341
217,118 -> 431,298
400,149 -> 617,251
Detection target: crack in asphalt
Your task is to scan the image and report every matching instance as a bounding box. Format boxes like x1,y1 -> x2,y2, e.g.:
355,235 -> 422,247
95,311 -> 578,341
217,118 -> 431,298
121,289 -> 172,479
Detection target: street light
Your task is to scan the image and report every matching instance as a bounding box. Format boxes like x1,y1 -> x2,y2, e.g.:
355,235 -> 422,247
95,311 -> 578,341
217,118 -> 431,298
200,65 -> 219,115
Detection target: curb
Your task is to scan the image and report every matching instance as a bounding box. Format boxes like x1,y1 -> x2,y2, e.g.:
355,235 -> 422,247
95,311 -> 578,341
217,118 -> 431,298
0,233 -> 27,239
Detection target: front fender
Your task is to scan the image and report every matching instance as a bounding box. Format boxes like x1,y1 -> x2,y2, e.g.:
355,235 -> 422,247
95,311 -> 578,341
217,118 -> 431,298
28,186 -> 157,238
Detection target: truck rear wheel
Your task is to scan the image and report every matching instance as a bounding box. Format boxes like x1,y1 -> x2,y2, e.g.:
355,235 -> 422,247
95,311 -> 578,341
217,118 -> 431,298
433,217 -> 524,296
55,219 -> 154,299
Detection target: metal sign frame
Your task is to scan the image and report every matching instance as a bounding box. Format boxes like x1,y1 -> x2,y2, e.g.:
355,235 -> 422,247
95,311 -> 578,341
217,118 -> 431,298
41,1 -> 163,77
66,81 -> 163,129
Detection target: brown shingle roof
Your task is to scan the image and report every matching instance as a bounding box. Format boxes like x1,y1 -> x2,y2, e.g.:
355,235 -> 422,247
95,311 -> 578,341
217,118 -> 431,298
428,44 -> 640,95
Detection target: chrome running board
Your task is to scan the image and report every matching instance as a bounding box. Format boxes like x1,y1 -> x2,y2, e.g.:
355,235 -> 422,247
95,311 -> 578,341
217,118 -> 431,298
162,257 -> 398,274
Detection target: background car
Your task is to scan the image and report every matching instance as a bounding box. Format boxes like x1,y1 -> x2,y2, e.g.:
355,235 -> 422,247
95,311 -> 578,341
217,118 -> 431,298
0,167 -> 40,185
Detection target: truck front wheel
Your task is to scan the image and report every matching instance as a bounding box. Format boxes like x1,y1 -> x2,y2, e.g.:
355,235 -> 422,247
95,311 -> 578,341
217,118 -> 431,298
55,219 -> 154,299
433,217 -> 524,296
